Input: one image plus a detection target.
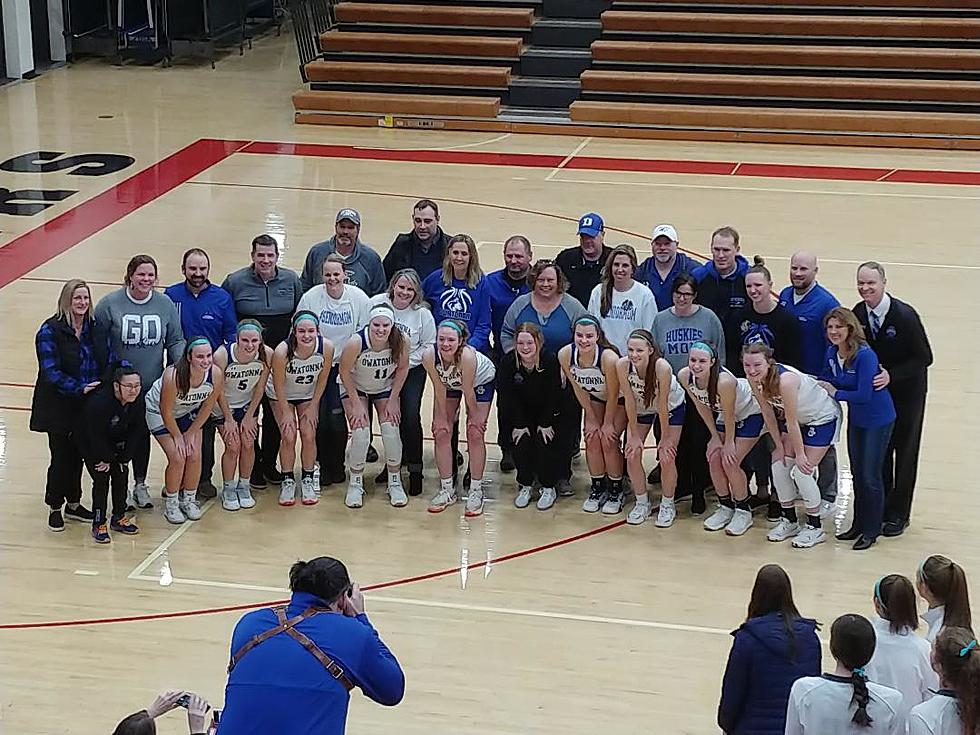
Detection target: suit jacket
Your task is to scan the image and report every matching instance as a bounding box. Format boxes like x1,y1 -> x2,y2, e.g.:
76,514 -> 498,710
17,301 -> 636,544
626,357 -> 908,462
852,295 -> 932,397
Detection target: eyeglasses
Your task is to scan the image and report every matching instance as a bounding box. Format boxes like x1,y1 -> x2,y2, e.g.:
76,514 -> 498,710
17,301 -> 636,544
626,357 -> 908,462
674,290 -> 696,298
116,381 -> 142,391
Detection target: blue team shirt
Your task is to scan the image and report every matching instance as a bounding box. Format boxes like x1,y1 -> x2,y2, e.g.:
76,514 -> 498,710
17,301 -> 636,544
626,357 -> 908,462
635,252 -> 699,311
778,283 -> 840,376
164,281 -> 238,350
820,344 -> 895,429
421,271 -> 492,353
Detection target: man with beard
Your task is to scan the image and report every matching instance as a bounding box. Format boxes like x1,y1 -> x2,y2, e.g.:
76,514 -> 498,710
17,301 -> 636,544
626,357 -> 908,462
165,248 -> 237,498
383,199 -> 452,282
301,209 -> 386,297
486,235 -> 533,472
636,224 -> 698,311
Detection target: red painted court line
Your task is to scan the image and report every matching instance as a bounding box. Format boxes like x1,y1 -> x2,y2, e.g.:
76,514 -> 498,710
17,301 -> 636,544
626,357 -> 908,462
239,140 -> 980,187
0,519 -> 626,630
0,138 -> 250,289
0,405 -> 29,412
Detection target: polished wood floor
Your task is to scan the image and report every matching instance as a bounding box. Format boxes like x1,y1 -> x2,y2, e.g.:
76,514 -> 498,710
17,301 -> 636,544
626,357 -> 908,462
1,32 -> 979,735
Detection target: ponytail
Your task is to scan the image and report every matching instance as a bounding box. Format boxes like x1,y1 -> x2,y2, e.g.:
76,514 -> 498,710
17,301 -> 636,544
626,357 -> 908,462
850,669 -> 873,728
934,627 -> 980,735
876,574 -> 920,634
829,614 -> 877,728
920,555 -> 973,632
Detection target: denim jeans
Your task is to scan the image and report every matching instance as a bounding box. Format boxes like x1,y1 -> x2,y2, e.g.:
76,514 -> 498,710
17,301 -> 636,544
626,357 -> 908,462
847,421 -> 895,540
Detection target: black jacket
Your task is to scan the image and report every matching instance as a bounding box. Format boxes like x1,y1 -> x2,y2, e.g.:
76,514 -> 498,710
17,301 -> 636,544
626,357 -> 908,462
497,351 -> 563,429
383,228 -> 452,283
30,316 -> 98,434
726,304 -> 802,376
76,385 -> 146,464
852,296 -> 932,395
554,245 -> 612,309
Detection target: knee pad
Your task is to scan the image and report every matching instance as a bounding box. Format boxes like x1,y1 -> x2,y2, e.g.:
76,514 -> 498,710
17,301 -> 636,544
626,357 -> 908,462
380,422 -> 403,466
790,464 -> 821,509
346,426 -> 371,471
770,460 -> 797,504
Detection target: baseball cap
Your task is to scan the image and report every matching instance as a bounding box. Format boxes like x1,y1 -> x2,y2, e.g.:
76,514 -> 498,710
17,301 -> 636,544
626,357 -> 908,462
336,208 -> 361,226
652,224 -> 678,242
577,213 -> 604,237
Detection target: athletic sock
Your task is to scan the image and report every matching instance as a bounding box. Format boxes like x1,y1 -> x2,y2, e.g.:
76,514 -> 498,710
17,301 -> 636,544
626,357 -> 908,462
608,476 -> 623,498
719,495 -> 735,509
590,476 -> 604,494
782,506 -> 798,524
806,514 -> 822,529
284,472 -> 295,483
301,469 -> 314,481
634,491 -> 650,504
440,477 -> 454,493
735,498 -> 751,512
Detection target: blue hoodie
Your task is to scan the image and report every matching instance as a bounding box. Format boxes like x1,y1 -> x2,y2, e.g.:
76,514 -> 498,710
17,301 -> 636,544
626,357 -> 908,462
485,268 -> 530,350
636,252 -> 700,311
422,270 -> 492,354
693,255 -> 750,328
718,612 -> 822,735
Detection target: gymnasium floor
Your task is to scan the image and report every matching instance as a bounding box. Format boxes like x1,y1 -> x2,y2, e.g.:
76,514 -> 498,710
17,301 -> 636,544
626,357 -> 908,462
2,33 -> 979,735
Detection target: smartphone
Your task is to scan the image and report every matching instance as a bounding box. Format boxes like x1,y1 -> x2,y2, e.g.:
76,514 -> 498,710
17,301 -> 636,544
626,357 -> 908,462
176,694 -> 191,709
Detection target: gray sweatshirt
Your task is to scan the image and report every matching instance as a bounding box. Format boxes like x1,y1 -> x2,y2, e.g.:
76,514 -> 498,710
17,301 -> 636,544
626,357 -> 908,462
651,305 -> 726,374
92,288 -> 185,384
500,293 -> 588,355
300,238 -> 387,296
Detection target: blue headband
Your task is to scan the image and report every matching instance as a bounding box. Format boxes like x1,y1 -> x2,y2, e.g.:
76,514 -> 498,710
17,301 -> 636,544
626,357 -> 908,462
188,337 -> 210,350
874,578 -> 884,607
237,322 -> 262,334
439,320 -> 464,335
691,341 -> 714,356
960,640 -> 978,657
575,315 -> 601,329
293,313 -> 318,327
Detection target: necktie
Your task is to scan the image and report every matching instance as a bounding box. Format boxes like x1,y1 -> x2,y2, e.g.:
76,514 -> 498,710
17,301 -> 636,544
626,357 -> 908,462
870,310 -> 881,339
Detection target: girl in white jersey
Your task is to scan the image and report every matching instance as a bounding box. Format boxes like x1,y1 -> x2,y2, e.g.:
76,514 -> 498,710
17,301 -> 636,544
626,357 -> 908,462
916,554 -> 973,644
212,319 -> 272,512
558,316 -> 626,515
786,614 -> 904,735
587,244 -> 658,355
339,304 -> 409,510
367,269 -> 437,498
145,338 -> 223,525
741,342 -> 840,549
616,329 -> 686,528
269,311 -> 332,509
422,319 -> 496,516
909,626 -> 980,735
679,341 -> 763,537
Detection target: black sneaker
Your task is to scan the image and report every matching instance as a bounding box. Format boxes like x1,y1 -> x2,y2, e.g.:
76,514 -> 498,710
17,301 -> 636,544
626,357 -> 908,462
557,478 -> 574,497
48,509 -> 65,532
691,491 -> 706,516
249,472 -> 268,490
767,500 -> 782,523
647,465 -> 662,485
64,504 -> 94,522
408,472 -> 423,497
366,444 -> 379,463
499,449 -> 515,473
265,468 -> 285,485
197,480 -> 218,500
748,495 -> 769,512
374,467 -> 388,485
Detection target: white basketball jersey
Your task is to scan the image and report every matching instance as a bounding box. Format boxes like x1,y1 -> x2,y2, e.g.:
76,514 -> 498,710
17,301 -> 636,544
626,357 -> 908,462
267,337 -> 325,402
146,370 -> 214,419
770,363 -> 839,426
687,368 -> 759,424
569,345 -> 609,402
351,329 -> 396,395
436,348 -> 495,391
627,362 -> 685,417
222,343 -> 265,410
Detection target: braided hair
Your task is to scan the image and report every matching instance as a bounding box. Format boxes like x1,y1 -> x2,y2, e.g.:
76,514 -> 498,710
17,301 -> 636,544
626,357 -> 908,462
830,614 -> 877,727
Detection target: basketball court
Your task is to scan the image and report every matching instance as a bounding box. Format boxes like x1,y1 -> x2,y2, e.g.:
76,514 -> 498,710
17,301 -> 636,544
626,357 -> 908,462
1,36 -> 979,734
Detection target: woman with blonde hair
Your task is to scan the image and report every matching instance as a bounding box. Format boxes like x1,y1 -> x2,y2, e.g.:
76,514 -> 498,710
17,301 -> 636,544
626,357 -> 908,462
422,234 -> 491,354
817,306 -> 895,551
30,278 -> 101,531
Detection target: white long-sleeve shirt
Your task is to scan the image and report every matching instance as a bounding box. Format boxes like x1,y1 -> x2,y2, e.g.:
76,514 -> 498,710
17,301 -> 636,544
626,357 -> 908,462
296,284 -> 370,365
587,280 -> 658,355
367,294 -> 436,368
865,617 -> 938,724
909,692 -> 962,735
785,674 -> 905,735
922,606 -> 946,644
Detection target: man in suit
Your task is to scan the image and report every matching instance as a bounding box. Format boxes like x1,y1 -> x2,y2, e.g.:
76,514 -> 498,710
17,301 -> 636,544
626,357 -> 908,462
852,261 -> 933,537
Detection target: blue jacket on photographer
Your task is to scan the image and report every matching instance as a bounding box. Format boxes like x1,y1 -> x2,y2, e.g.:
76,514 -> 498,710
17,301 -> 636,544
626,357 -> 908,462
220,557 -> 405,735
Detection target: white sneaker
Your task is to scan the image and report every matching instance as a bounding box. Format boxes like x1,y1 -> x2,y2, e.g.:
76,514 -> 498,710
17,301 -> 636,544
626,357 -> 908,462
301,476 -> 318,506
703,505 -> 735,532
601,493 -> 624,514
515,485 -> 533,509
345,479 -> 365,509
222,485 -> 241,511
133,482 -> 153,509
388,477 -> 409,508
725,508 -> 754,537
536,487 -> 557,510
792,526 -> 827,548
819,500 -> 837,519
654,499 -> 676,528
767,518 -> 801,542
464,486 -> 484,517
164,494 -> 185,524
582,486 -> 605,513
427,488 -> 457,513
236,481 -> 256,509
627,498 -> 652,525
179,490 -> 203,521
278,478 -> 297,506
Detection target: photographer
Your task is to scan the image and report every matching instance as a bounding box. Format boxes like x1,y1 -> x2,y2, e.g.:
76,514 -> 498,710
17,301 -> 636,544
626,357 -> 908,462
220,556 -> 405,734
112,690 -> 210,734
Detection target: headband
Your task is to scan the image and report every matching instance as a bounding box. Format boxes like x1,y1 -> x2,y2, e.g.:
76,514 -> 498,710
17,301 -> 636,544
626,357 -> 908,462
629,330 -> 655,347
438,320 -> 464,335
293,312 -> 318,326
575,315 -> 601,329
188,337 -> 210,350
961,640 -> 978,657
237,323 -> 262,334
874,578 -> 885,607
368,304 -> 394,323
690,341 -> 714,356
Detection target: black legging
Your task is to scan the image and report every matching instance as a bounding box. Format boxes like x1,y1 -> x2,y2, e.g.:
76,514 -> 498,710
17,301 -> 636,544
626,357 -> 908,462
44,432 -> 83,508
399,365 -> 426,474
675,394 -> 710,499
316,365 -> 346,478
513,422 -> 562,488
253,395 -> 283,481
558,383 -> 581,482
87,454 -> 129,524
